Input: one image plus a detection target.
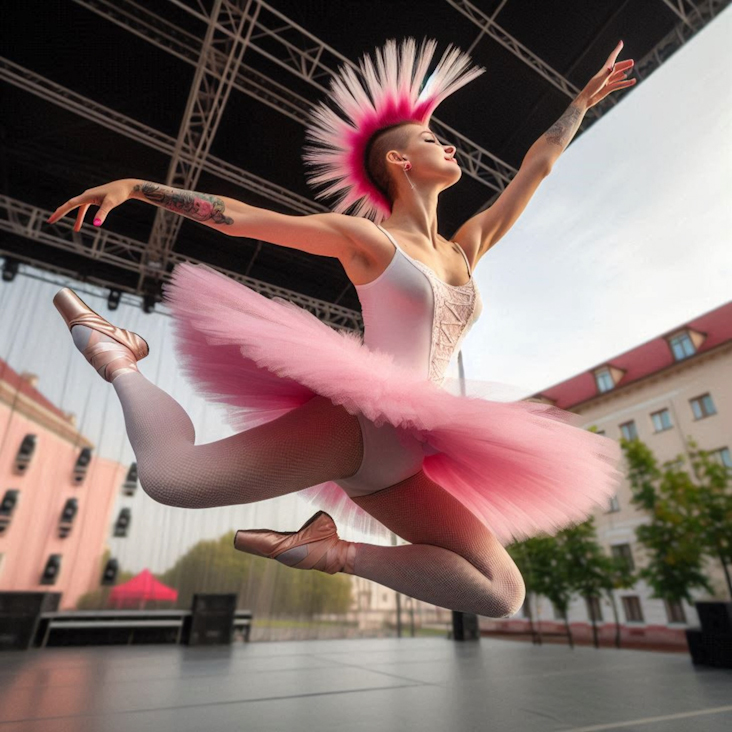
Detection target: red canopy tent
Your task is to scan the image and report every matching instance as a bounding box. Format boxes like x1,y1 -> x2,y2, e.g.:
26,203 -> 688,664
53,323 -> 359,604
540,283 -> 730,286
107,569 -> 178,609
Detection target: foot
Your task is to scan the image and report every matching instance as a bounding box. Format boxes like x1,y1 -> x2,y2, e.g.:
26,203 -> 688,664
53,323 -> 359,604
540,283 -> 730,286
234,511 -> 357,575
71,325 -> 141,383
54,287 -> 149,384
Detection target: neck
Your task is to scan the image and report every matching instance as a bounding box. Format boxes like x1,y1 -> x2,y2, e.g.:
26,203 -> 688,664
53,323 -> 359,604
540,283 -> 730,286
383,187 -> 441,248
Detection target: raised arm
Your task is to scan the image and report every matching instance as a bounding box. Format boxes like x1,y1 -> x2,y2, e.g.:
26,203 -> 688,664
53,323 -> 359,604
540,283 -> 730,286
47,178 -> 365,262
451,40 -> 635,265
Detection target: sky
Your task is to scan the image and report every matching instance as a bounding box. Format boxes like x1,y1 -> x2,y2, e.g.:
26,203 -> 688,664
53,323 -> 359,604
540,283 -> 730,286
1,7 -> 730,573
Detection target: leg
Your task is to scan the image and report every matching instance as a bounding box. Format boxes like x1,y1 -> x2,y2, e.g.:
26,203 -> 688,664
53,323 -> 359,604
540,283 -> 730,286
349,470 -> 526,618
111,370 -> 364,509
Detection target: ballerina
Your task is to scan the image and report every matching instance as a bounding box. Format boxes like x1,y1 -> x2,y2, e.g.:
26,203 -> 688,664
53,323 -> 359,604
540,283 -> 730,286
47,38 -> 634,618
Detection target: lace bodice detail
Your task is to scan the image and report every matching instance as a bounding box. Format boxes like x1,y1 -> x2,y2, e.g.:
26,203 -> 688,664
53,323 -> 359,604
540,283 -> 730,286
356,223 -> 483,387
405,259 -> 480,385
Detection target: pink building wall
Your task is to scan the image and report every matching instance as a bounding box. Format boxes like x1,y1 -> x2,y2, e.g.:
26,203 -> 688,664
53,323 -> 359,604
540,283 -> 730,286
0,361 -> 125,610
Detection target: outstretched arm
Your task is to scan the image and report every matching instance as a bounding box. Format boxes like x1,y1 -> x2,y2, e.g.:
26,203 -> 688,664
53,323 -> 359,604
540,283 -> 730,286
48,179 -> 367,261
452,40 -> 635,263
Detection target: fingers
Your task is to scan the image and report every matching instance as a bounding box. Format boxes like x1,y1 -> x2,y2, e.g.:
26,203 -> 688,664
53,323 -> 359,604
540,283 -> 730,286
47,193 -> 116,228
74,204 -> 90,232
609,78 -> 637,91
93,201 -> 116,227
607,39 -> 624,66
609,65 -> 633,84
47,194 -> 84,224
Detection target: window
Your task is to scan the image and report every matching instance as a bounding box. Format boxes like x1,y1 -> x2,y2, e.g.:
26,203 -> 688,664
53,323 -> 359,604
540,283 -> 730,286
669,332 -> 696,361
611,543 -> 635,572
0,490 -> 19,517
595,368 -> 614,393
664,599 -> 687,624
708,447 -> 732,471
608,494 -> 620,513
651,408 -> 673,433
41,554 -> 62,585
60,498 -> 78,523
0,490 -> 20,536
586,596 -> 603,623
690,393 -> 716,420
622,596 -> 644,622
619,421 -> 638,440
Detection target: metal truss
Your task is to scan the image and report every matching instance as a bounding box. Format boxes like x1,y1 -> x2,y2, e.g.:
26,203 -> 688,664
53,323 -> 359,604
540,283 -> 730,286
142,0 -> 257,291
446,0 -> 608,113
659,0 -> 712,26
73,0 -> 314,124
0,194 -> 364,333
74,0 -> 520,198
4,0 -> 727,319
638,0 -> 729,66
464,0 -> 729,216
0,56 -> 325,217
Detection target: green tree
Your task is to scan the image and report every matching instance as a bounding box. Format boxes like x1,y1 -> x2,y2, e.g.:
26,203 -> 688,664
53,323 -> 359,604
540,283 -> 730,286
622,437 -> 716,607
560,518 -> 637,648
686,439 -> 732,598
509,533 -> 574,646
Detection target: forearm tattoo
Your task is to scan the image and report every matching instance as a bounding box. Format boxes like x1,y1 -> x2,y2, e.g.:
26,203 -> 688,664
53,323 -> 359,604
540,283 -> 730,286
544,101 -> 584,150
132,182 -> 233,226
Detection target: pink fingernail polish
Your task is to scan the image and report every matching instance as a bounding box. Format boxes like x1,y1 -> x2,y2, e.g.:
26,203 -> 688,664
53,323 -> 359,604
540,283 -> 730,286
93,218 -> 101,226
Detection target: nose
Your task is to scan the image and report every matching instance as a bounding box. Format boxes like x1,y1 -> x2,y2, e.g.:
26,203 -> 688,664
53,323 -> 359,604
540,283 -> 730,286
444,144 -> 456,157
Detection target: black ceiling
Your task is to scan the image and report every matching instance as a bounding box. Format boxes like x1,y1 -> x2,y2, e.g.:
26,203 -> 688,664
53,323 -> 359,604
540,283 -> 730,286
0,0 -> 707,313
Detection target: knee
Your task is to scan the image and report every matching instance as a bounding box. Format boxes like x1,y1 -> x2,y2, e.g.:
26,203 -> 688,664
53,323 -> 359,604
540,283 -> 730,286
499,573 -> 526,619
138,462 -> 194,508
478,571 -> 525,619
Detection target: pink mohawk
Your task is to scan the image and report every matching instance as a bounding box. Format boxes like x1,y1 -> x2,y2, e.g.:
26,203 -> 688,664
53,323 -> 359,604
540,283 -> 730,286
302,38 -> 485,223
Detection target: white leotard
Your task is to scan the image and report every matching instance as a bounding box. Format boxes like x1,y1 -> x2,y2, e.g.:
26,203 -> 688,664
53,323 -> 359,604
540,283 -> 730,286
357,223 -> 483,384
335,221 -> 483,497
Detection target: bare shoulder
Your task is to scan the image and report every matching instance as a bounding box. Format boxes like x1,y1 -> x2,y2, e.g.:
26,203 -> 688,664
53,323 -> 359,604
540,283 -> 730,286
332,215 -> 392,286
330,214 -> 385,251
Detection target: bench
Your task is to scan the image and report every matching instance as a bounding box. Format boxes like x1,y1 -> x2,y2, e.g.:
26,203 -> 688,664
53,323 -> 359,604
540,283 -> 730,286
36,609 -> 253,648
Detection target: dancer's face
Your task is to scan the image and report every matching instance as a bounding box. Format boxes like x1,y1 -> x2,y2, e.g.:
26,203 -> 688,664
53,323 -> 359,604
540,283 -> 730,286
387,124 -> 461,192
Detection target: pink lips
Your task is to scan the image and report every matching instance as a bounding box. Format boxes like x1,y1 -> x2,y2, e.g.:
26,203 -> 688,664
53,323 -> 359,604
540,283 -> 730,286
445,158 -> 458,164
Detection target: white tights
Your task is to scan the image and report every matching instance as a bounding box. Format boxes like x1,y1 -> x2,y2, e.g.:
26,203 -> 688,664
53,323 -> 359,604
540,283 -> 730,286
112,369 -> 525,618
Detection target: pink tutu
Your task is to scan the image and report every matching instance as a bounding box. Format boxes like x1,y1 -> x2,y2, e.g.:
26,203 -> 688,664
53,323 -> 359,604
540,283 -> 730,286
161,262 -> 623,546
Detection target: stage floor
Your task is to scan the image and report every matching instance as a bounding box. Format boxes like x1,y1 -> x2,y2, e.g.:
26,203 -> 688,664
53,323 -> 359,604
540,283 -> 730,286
1,637 -> 730,731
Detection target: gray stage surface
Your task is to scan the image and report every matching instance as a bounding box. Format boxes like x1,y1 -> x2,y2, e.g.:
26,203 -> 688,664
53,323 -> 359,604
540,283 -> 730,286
1,637 -> 731,731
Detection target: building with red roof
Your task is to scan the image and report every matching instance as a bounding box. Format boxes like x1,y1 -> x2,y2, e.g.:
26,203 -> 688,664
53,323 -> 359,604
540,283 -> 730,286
0,358 -> 129,609
503,300 -> 732,649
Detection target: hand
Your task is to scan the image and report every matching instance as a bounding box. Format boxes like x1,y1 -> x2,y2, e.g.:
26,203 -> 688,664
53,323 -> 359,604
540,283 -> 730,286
578,40 -> 636,110
46,179 -> 136,231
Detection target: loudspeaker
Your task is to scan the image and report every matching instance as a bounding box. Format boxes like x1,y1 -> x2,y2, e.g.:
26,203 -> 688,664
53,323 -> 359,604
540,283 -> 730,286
452,611 -> 480,641
686,627 -> 732,669
0,592 -> 61,650
705,632 -> 732,669
184,594 -> 236,646
685,628 -> 709,665
695,602 -> 732,635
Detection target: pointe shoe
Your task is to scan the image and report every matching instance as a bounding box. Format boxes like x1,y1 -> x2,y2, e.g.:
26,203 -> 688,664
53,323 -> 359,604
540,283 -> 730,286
234,510 -> 357,575
53,287 -> 150,383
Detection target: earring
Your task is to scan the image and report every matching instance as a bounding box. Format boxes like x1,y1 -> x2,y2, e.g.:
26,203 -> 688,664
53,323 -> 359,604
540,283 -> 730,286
402,160 -> 416,190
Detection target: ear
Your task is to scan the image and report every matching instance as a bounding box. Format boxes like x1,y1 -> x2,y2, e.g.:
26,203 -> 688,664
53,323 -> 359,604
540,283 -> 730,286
385,150 -> 405,166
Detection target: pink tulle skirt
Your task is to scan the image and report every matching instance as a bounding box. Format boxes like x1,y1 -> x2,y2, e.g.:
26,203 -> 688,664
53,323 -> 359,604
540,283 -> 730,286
161,261 -> 623,547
